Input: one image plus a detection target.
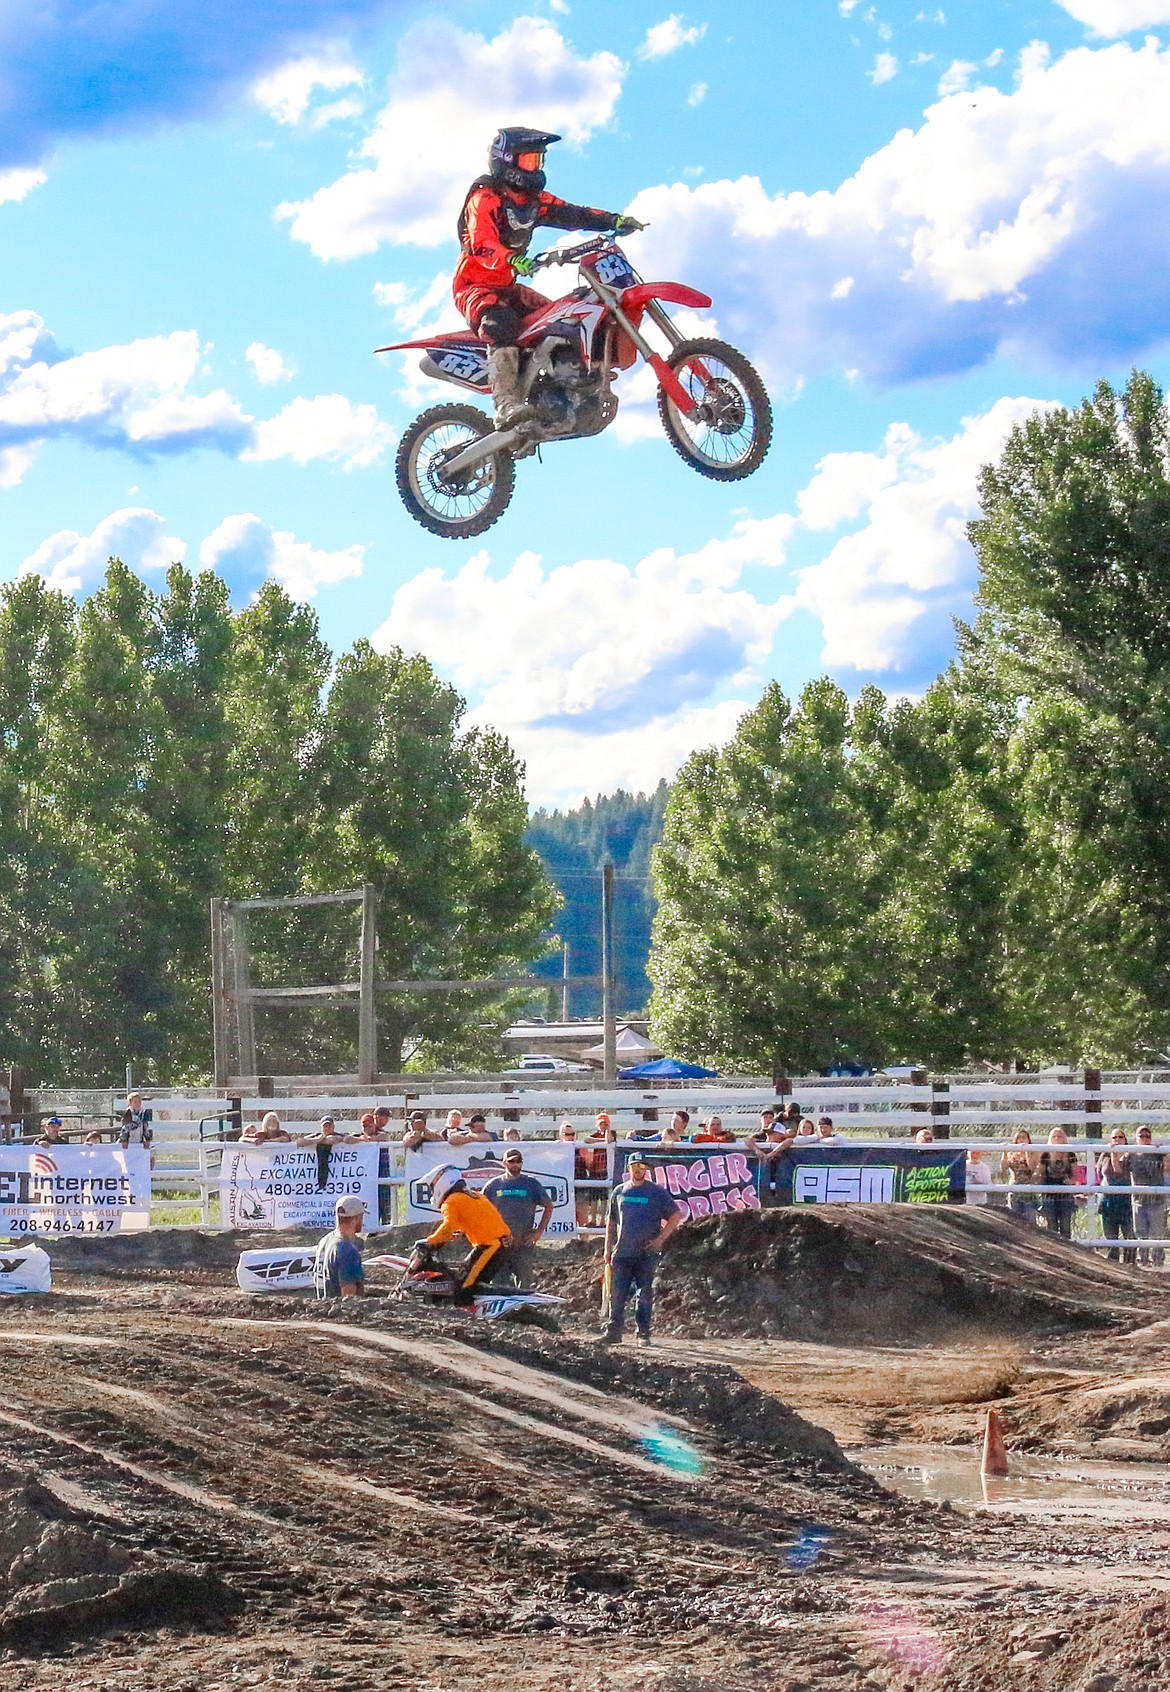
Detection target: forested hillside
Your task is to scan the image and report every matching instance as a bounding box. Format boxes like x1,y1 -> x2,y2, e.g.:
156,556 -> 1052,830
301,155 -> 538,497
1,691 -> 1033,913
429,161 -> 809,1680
525,785 -> 668,1018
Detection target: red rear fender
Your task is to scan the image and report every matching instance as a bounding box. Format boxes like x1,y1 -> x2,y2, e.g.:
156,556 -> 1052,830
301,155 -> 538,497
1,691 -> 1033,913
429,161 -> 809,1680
375,330 -> 483,353
621,281 -> 713,311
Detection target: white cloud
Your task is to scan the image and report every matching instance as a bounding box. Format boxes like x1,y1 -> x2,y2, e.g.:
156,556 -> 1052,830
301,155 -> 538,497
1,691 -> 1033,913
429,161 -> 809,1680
937,57 -> 977,94
19,508 -> 185,596
794,396 -> 1051,674
627,39 -> 1170,384
369,395 -> 1057,799
0,168 -> 45,205
1057,0 -> 1170,33
687,80 -> 708,105
0,314 -> 252,477
200,512 -> 365,600
870,52 -> 899,83
253,53 -> 363,126
374,516 -> 793,802
374,271 -> 452,332
638,15 -> 707,60
246,341 -> 296,383
243,393 -> 394,468
278,16 -> 625,258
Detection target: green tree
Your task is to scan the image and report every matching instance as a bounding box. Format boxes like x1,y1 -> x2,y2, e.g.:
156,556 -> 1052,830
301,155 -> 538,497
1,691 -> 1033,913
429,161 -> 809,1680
964,369 -> 1170,1063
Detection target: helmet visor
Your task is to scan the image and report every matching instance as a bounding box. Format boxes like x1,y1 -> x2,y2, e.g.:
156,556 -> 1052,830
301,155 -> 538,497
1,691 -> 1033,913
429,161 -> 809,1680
516,150 -> 545,173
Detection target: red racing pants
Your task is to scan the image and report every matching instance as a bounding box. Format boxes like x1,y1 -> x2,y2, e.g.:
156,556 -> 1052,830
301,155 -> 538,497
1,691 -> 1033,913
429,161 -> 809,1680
454,282 -> 549,347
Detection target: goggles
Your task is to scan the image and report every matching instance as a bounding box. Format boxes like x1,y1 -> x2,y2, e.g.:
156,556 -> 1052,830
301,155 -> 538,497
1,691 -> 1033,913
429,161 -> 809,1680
516,150 -> 545,172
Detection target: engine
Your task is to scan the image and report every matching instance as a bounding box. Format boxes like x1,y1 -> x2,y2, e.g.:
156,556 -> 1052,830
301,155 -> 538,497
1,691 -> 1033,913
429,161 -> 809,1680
527,341 -> 614,438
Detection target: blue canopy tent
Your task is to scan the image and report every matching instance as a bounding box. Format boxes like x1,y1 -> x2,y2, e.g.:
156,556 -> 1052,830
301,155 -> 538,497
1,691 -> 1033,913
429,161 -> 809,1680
618,1056 -> 719,1080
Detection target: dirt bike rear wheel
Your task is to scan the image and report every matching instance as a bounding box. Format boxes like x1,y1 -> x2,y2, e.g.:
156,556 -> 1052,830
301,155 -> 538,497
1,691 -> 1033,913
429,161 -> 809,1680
396,403 -> 515,538
657,338 -> 772,481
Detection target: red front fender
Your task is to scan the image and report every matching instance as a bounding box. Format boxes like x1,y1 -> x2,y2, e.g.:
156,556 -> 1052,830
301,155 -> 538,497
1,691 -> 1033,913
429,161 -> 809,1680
621,281 -> 713,312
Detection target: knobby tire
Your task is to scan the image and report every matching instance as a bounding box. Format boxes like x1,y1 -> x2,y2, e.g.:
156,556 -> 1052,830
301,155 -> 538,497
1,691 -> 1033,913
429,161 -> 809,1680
396,402 -> 515,539
657,338 -> 772,482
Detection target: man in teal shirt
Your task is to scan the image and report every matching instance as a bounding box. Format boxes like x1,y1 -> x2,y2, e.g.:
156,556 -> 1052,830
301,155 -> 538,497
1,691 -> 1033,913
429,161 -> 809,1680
601,1156 -> 683,1347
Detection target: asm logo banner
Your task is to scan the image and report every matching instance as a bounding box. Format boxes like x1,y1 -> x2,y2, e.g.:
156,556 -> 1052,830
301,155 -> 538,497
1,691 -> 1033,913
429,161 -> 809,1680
785,1146 -> 966,1206
0,1146 -> 150,1235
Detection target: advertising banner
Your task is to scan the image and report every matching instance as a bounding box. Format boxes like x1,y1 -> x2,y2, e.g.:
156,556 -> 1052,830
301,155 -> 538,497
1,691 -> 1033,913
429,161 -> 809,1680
403,1142 -> 577,1238
782,1145 -> 966,1206
219,1142 -> 379,1231
612,1146 -> 763,1222
0,1145 -> 151,1235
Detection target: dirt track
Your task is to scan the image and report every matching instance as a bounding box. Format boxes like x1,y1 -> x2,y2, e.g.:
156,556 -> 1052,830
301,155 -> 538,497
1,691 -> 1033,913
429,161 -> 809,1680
3,1213 -> 1170,1690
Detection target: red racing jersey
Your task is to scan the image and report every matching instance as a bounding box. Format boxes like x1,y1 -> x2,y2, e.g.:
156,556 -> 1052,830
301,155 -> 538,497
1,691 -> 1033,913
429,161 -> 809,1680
454,179 -> 619,299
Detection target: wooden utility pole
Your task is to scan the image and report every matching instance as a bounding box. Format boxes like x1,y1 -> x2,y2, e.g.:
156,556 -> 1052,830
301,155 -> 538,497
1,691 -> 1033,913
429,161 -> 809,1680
231,905 -> 257,1080
561,941 -> 571,1022
210,897 -> 229,1089
601,863 -> 617,1082
358,882 -> 379,1085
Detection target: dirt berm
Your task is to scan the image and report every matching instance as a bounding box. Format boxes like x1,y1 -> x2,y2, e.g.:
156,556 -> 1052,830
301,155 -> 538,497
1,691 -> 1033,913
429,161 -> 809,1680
535,1205 -> 1168,1342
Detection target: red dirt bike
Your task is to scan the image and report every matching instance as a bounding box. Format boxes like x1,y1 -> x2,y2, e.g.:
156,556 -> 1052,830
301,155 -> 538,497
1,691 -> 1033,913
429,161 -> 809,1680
378,235 -> 772,539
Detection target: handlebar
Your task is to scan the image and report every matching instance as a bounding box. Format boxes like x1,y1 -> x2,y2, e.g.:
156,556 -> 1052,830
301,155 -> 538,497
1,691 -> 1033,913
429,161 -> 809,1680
529,236 -> 613,272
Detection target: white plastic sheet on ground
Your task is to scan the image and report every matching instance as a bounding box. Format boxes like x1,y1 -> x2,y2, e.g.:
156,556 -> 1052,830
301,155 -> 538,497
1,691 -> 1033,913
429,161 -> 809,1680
0,1243 -> 52,1293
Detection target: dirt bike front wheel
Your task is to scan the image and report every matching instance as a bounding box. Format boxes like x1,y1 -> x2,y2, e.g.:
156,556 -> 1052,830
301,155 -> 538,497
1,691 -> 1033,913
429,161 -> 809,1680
396,403 -> 515,538
657,338 -> 772,481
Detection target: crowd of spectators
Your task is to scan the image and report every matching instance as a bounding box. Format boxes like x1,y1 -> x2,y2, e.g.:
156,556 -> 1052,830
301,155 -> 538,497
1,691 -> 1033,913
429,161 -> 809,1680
11,1090 -> 1170,1266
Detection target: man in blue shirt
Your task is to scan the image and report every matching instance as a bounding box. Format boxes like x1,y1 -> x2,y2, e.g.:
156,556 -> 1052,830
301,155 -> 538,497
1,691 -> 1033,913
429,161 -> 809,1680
483,1149 -> 555,1285
314,1195 -> 367,1300
601,1156 -> 683,1347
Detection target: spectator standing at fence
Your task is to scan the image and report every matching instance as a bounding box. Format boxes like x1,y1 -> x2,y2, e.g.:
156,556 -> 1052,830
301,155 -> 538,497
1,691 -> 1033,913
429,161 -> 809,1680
442,1110 -> 467,1144
1130,1126 -> 1167,1267
261,1112 -> 291,1142
298,1114 -> 345,1188
588,1112 -> 616,1144
656,1117 -> 687,1146
1097,1130 -> 1137,1264
795,1118 -> 817,1140
692,1114 -> 735,1144
915,1127 -> 935,1145
817,1116 -> 839,1144
1039,1127 -> 1079,1239
501,1123 -> 523,1142
599,1155 -> 683,1348
240,1121 -> 264,1144
372,1105 -> 394,1136
1004,1131 -> 1040,1223
35,1115 -> 67,1147
314,1195 -> 367,1299
483,1149 -> 554,1286
464,1113 -> 497,1142
354,1111 -> 390,1142
965,1148 -> 992,1205
781,1102 -> 802,1132
747,1118 -> 795,1207
402,1111 -> 439,1150
119,1092 -> 153,1148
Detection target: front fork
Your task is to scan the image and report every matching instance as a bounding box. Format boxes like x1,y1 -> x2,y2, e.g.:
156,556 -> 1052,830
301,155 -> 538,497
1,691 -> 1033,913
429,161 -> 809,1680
583,273 -> 699,416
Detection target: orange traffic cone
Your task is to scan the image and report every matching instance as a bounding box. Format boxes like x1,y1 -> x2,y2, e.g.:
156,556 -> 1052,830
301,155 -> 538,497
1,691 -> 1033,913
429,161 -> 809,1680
981,1406 -> 1009,1476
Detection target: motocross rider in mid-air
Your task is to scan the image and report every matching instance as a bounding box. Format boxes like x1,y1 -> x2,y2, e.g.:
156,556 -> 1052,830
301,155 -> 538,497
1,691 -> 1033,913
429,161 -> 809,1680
455,126 -> 645,428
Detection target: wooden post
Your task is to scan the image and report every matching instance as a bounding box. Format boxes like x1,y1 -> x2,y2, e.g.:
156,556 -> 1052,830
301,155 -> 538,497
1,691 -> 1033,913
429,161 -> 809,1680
931,1076 -> 951,1140
230,903 -> 257,1081
601,863 -> 617,1083
1083,1067 -> 1102,1140
358,882 -> 379,1086
210,898 -> 229,1090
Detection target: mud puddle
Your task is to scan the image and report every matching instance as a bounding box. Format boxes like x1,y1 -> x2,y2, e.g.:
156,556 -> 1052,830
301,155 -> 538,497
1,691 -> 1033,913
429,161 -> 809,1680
852,1439 -> 1170,1519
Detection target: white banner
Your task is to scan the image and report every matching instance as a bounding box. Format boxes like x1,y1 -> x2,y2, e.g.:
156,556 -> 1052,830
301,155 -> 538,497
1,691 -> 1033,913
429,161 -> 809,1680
0,1145 -> 151,1235
403,1142 -> 577,1238
219,1142 -> 379,1231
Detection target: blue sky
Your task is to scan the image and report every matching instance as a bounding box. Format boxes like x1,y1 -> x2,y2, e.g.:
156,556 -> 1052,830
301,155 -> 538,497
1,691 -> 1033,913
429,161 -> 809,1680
4,0 -> 1170,801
